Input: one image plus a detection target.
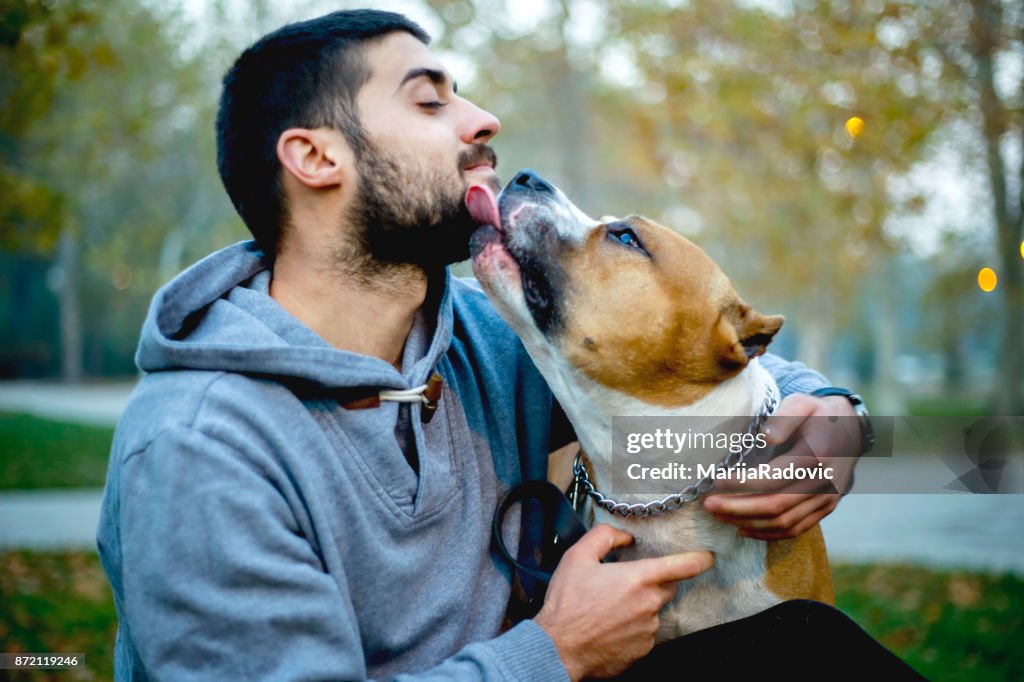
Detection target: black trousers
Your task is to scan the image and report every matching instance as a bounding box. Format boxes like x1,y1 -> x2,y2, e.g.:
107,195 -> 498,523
614,600 -> 927,680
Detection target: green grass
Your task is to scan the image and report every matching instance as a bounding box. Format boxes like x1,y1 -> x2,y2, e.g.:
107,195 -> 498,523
0,391 -> 1003,492
833,563 -> 1024,681
904,396 -> 994,418
0,552 -> 1020,681
855,390 -> 996,418
0,551 -> 117,681
0,413 -> 114,490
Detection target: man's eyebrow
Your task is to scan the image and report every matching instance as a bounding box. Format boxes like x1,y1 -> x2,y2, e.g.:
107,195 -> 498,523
397,67 -> 458,94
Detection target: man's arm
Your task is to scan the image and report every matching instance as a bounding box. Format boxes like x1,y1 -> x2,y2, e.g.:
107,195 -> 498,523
108,426 -> 568,681
758,351 -> 829,397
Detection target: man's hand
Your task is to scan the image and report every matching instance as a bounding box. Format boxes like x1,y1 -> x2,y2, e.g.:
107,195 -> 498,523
534,524 -> 714,681
703,393 -> 860,540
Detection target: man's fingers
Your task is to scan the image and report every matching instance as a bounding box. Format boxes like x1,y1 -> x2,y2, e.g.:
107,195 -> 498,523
569,524 -> 635,562
739,501 -> 836,540
630,550 -> 715,584
760,394 -> 816,445
705,492 -> 816,518
705,446 -> 841,496
714,493 -> 833,530
706,450 -> 819,494
657,581 -> 680,603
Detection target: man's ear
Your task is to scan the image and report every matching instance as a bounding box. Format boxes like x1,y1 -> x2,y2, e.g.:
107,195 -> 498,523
276,128 -> 351,189
715,304 -> 785,369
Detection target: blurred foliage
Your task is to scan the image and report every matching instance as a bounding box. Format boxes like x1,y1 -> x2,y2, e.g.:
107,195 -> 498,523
428,0 -> 1021,409
834,562 -> 1024,681
0,0 -> 97,252
0,550 -> 116,681
0,412 -> 113,489
0,0 -> 247,378
431,0 -> 960,288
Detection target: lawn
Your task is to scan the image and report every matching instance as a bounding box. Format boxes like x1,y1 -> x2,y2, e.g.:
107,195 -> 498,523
0,551 -> 1020,681
834,564 -> 1024,681
0,413 -> 114,490
1,551 -> 117,681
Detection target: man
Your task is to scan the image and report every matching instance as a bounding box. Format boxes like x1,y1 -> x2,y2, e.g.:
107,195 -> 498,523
97,9 -> 916,681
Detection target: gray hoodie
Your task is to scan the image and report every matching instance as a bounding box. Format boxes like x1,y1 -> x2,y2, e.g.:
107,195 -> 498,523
97,240 -> 827,681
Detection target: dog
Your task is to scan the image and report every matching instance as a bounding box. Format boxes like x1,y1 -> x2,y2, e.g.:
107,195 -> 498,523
468,169 -> 832,639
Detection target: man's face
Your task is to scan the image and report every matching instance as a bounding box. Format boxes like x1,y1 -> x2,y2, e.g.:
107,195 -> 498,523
348,32 -> 501,268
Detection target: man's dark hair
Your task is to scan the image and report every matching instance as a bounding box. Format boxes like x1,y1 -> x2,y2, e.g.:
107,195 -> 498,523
215,10 -> 430,256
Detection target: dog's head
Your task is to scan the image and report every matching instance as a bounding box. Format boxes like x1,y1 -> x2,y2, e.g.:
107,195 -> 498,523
468,169 -> 783,408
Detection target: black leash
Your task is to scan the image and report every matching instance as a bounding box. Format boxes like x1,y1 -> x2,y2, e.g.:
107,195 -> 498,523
493,480 -> 588,587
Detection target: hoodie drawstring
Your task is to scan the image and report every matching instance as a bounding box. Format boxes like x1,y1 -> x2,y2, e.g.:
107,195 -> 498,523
341,372 -> 444,423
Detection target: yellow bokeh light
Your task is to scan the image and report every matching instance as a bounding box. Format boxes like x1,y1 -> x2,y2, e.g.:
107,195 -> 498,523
1020,240 -> 1023,260
978,267 -> 997,292
845,116 -> 865,138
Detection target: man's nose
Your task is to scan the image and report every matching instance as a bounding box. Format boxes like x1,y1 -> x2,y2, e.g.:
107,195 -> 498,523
459,99 -> 501,144
510,169 -> 554,193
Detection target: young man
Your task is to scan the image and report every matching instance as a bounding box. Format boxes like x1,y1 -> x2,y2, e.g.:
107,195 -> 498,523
97,9 -> 917,681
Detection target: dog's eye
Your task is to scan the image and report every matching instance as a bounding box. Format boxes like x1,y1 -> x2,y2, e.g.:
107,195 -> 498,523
608,226 -> 643,250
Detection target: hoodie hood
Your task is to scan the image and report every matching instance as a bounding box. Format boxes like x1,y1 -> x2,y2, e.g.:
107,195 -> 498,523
136,241 -> 454,392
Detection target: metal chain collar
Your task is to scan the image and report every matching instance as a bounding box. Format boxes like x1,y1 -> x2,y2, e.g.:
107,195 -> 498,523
570,382 -> 780,519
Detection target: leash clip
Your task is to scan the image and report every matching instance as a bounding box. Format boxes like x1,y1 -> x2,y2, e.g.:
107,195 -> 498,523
569,451 -> 585,514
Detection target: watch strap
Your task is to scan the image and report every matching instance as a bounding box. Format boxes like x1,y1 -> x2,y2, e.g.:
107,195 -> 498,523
809,386 -> 875,454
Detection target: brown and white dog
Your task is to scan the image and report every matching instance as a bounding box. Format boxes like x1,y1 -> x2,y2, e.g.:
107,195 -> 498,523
468,169 -> 832,639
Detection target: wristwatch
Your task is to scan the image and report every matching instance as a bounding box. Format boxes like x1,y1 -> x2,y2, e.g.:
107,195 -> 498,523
809,386 -> 875,454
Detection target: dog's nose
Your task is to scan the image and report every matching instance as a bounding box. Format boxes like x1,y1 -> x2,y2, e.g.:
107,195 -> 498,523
511,169 -> 555,194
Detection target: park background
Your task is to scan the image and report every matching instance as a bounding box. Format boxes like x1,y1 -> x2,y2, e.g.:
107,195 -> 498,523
0,0 -> 1022,679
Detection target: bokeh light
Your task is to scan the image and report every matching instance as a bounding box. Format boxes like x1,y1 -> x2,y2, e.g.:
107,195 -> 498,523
845,116 -> 865,138
978,267 -> 997,292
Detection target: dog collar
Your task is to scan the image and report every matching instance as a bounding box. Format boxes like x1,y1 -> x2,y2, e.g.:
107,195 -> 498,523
570,382 -> 780,519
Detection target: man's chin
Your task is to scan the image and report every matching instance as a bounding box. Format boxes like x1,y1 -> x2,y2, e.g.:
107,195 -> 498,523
369,220 -> 476,269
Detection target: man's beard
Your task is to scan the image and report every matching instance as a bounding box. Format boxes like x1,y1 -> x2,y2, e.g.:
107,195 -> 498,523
344,142 -> 499,274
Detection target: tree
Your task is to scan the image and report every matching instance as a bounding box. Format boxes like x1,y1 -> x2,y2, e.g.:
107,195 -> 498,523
434,0 -> 1018,412
0,0 -> 244,380
956,0 -> 1022,413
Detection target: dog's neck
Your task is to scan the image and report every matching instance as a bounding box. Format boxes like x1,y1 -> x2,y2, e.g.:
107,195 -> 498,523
532,347 -> 774,479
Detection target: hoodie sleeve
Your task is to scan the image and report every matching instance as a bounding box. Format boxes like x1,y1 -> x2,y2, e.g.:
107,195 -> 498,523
115,426 -> 568,682
759,352 -> 830,397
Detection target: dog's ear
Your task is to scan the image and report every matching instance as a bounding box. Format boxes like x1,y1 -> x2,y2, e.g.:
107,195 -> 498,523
715,304 -> 784,369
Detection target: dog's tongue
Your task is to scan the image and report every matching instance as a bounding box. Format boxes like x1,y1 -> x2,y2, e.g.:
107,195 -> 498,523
466,184 -> 500,228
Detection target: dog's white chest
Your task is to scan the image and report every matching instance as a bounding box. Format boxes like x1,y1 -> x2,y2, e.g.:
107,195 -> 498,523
598,506 -> 781,640
562,364 -> 784,639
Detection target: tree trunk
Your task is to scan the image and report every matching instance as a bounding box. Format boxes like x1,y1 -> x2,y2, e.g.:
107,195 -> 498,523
997,270 -> 1023,414
797,304 -> 830,383
970,0 -> 1022,413
57,226 -> 82,383
552,0 -> 593,208
870,254 -> 906,415
940,306 -> 965,394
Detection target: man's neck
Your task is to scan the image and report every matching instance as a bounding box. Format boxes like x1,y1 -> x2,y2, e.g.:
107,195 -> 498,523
269,246 -> 429,370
